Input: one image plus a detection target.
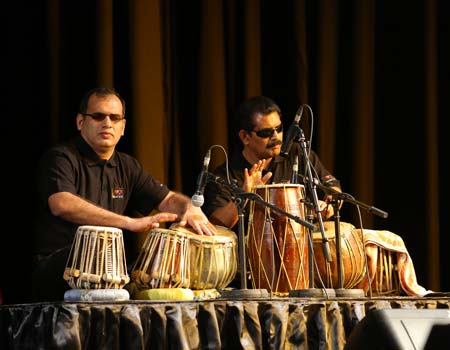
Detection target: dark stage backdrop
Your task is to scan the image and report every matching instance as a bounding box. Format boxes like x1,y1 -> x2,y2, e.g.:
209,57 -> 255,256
3,0 -> 449,304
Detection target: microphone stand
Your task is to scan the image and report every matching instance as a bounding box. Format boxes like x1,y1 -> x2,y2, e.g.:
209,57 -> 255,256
206,173 -> 316,298
289,189 -> 337,298
298,175 -> 388,298
288,129 -> 337,298
298,176 -> 388,219
220,195 -> 270,298
329,197 -> 365,297
297,128 -> 332,262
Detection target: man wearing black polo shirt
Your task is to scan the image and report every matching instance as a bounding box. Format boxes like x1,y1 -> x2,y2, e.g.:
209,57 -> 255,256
202,96 -> 339,291
203,95 -> 339,229
31,87 -> 216,302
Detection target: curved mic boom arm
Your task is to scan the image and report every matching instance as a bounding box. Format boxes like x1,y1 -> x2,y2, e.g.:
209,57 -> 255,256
296,174 -> 389,219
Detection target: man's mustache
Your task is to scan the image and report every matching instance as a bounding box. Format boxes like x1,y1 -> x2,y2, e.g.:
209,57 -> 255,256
267,140 -> 282,148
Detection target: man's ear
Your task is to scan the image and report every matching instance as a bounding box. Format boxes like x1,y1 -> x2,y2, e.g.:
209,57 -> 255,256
76,113 -> 84,130
238,129 -> 250,144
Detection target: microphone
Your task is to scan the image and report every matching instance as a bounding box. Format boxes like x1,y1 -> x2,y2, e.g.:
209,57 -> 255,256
280,105 -> 304,158
321,175 -> 339,187
191,149 -> 211,207
291,157 -> 298,184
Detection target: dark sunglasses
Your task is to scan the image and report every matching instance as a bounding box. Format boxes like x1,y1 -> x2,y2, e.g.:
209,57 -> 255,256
251,123 -> 283,138
83,113 -> 124,122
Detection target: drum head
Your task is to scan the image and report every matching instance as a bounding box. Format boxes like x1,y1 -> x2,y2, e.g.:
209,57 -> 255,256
253,183 -> 305,190
77,225 -> 123,234
169,224 -> 237,242
147,227 -> 188,238
312,221 -> 356,239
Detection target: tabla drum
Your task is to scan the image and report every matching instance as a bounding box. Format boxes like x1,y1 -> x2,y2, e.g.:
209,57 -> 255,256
353,229 -> 401,296
131,228 -> 190,289
63,225 -> 130,290
312,221 -> 366,289
365,243 -> 400,296
170,224 -> 238,290
247,184 -> 309,294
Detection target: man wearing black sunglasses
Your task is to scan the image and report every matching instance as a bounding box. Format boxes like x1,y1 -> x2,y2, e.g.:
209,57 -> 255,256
200,96 -> 339,290
31,87 -> 217,302
203,95 -> 339,229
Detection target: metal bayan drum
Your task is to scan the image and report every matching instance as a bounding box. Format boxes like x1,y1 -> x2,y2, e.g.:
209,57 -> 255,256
247,184 -> 309,294
171,225 -> 238,290
312,221 -> 366,289
131,225 -> 238,290
63,225 -> 130,289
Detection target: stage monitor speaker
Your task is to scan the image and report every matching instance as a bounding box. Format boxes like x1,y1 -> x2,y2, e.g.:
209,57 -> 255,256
345,308 -> 450,350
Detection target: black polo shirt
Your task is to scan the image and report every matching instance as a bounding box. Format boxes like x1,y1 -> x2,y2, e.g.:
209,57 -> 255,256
34,135 -> 170,255
202,144 -> 340,228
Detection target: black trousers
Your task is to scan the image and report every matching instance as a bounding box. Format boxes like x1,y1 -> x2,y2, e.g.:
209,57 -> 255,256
31,246 -> 72,302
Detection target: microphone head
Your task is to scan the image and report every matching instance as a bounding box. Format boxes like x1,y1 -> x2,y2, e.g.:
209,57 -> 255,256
321,175 -> 338,187
280,106 -> 303,158
191,194 -> 204,207
294,105 -> 303,122
204,149 -> 211,167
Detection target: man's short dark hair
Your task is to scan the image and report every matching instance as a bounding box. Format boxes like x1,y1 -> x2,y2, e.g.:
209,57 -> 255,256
79,87 -> 126,117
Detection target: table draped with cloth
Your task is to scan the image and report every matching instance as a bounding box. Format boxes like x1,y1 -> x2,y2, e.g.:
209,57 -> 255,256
1,297 -> 450,349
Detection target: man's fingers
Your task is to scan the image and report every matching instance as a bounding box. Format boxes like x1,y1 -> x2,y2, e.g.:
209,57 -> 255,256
153,212 -> 178,223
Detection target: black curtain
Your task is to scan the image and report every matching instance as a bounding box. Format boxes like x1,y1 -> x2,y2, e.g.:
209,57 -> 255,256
3,0 -> 448,304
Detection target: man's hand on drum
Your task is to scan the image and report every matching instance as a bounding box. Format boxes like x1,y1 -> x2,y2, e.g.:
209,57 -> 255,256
317,188 -> 343,219
126,212 -> 178,232
244,159 -> 272,192
316,199 -> 334,220
177,205 -> 217,236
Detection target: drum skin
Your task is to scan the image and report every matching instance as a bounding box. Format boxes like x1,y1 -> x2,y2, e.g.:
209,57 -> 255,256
247,184 -> 309,293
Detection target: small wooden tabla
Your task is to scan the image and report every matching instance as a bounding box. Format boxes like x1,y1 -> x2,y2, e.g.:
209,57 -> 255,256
131,228 -> 191,289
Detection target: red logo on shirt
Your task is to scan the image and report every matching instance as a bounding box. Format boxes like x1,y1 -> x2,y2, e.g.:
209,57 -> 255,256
112,188 -> 125,199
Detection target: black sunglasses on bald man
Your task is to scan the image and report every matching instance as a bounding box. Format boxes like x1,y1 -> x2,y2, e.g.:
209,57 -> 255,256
82,113 -> 124,122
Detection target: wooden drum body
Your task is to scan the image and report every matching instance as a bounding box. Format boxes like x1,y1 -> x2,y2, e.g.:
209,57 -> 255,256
312,221 -> 366,289
247,184 -> 309,293
64,225 -> 130,289
131,228 -> 190,289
